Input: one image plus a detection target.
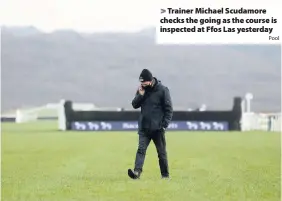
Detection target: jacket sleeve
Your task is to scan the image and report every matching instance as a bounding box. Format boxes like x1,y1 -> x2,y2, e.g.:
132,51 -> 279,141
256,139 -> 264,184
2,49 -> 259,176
162,87 -> 173,128
132,90 -> 144,109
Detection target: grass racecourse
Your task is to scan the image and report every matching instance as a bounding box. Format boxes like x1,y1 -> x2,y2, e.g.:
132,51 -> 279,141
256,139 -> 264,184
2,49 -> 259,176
1,122 -> 281,201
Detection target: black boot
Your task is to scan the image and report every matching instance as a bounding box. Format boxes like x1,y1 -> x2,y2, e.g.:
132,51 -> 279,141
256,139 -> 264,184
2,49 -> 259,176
128,169 -> 141,180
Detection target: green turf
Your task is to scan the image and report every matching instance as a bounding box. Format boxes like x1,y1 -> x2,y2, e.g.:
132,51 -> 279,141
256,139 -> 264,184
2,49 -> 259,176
1,122 -> 281,201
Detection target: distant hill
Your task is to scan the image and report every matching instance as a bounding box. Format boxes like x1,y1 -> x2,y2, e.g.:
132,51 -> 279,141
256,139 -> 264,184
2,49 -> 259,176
1,26 -> 281,112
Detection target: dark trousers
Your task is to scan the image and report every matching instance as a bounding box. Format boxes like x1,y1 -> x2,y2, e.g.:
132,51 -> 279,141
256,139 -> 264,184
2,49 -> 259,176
134,130 -> 169,177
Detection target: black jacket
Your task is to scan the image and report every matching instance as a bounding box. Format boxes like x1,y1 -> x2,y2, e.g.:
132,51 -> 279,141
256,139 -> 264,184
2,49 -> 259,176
132,77 -> 173,132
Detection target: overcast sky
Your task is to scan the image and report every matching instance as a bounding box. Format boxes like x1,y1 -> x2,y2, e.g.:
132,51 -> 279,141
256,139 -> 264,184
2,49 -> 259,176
0,0 -> 172,32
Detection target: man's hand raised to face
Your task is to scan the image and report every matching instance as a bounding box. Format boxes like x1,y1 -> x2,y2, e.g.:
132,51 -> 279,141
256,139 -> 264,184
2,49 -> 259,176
138,86 -> 145,96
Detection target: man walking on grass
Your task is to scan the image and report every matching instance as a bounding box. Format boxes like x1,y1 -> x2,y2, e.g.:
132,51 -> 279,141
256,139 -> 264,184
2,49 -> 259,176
128,69 -> 173,180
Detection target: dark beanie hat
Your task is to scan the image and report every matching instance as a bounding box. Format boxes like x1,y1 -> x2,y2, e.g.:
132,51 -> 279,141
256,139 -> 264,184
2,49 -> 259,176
139,69 -> 153,82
